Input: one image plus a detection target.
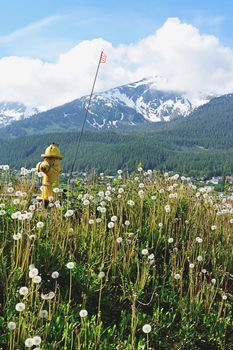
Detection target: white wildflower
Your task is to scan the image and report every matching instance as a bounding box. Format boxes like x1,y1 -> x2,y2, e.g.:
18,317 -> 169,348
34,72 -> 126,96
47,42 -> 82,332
174,273 -> 181,280
25,338 -> 34,348
19,287 -> 29,296
108,222 -> 114,229
66,262 -> 75,269
29,268 -> 39,278
36,221 -> 44,229
79,309 -> 88,318
116,237 -> 123,243
141,249 -> 149,256
51,271 -> 59,279
8,321 -> 16,330
33,276 -> 42,284
98,271 -> 105,279
15,302 -> 25,312
33,336 -> 42,346
142,324 -> 151,334
39,309 -> 48,318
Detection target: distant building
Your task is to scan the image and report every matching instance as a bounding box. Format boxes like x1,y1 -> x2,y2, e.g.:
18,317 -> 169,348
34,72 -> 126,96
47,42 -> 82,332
206,177 -> 222,185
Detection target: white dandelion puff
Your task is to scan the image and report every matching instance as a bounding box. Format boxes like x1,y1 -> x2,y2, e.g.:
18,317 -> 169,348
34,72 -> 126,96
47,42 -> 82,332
142,324 -> 151,334
79,309 -> 88,318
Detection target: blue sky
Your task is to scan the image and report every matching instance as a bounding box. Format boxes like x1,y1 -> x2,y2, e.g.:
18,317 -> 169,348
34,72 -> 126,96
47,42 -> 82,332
0,0 -> 232,61
1,0 -> 233,108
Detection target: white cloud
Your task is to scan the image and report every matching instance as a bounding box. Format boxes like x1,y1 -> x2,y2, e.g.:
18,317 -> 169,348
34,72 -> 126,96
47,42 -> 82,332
1,17 -> 233,109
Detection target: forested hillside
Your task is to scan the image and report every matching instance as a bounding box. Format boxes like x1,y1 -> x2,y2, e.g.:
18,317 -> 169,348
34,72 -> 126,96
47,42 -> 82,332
1,130 -> 233,177
1,94 -> 233,177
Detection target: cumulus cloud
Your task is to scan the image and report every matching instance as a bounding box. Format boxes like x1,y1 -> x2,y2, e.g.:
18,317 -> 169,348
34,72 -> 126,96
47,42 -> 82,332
1,17 -> 233,109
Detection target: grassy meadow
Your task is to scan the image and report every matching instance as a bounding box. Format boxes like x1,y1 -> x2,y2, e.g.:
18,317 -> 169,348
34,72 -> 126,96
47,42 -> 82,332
0,166 -> 232,349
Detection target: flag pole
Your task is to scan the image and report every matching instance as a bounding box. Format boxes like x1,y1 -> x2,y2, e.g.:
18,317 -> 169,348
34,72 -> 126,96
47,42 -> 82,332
68,51 -> 106,183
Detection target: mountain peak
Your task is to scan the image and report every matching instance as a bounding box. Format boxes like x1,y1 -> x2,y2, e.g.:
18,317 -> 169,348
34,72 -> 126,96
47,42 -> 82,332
0,78 -> 212,137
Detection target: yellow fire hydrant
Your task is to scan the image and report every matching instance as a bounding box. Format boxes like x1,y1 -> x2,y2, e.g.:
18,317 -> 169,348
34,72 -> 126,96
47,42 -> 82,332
36,143 -> 63,201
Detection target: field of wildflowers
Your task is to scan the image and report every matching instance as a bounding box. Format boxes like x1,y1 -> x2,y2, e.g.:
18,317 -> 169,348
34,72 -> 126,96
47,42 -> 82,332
0,165 -> 232,349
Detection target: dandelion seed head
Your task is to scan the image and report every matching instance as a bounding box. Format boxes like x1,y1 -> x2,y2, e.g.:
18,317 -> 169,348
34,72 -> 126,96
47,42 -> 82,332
15,302 -> 25,312
41,291 -> 55,300
33,336 -> 42,346
100,207 -> 106,214
19,287 -> 29,296
142,324 -> 151,333
29,268 -> 39,278
108,222 -> 114,229
36,221 -> 44,229
64,209 -> 74,218
141,249 -> 149,256
66,262 -> 75,269
53,187 -> 60,193
51,271 -> 59,279
39,309 -> 48,318
79,309 -> 88,318
13,233 -> 22,241
83,199 -> 90,206
33,275 -> 42,283
98,271 -> 105,279
127,200 -> 135,206
8,321 -> 16,330
174,273 -> 181,280
25,338 -> 34,348
164,204 -> 171,213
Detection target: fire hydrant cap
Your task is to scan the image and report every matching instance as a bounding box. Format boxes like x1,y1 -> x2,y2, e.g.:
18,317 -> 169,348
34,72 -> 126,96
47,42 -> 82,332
41,143 -> 63,159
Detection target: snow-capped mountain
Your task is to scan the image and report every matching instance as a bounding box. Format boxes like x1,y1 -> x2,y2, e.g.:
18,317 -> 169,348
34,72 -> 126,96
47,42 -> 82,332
78,77 -> 210,128
0,102 -> 39,127
0,77 -> 211,137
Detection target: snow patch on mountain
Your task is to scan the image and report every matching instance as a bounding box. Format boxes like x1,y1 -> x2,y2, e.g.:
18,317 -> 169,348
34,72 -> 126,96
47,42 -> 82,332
0,76 -> 212,131
0,102 -> 40,127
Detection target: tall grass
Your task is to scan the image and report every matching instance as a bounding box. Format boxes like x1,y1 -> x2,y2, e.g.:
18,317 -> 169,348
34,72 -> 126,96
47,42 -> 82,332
0,166 -> 232,349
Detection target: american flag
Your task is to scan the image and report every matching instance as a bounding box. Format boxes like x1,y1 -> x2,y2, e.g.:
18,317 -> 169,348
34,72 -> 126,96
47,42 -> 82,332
100,51 -> 107,63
